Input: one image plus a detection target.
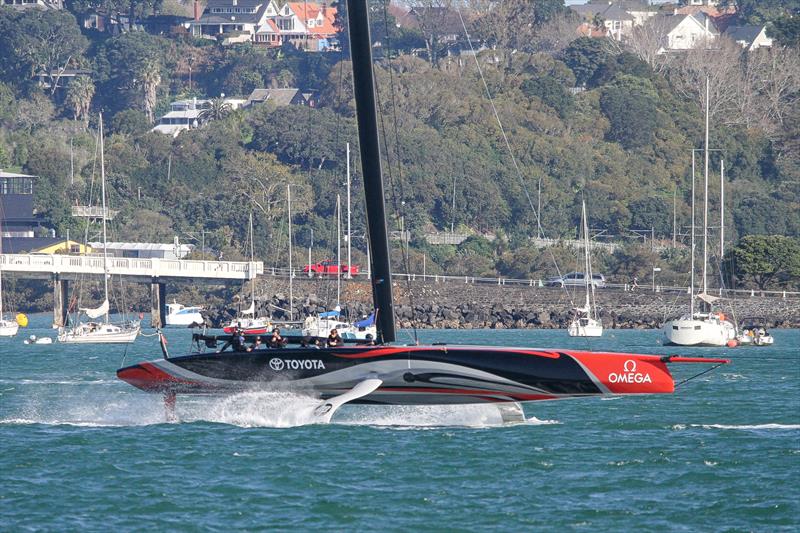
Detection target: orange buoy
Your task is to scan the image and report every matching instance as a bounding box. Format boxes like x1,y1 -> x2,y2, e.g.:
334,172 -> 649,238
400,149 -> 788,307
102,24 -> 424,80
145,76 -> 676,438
726,339 -> 738,348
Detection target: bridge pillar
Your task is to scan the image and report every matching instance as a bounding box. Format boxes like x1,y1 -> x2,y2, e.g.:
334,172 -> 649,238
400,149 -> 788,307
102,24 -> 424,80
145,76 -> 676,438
151,280 -> 166,328
52,276 -> 69,327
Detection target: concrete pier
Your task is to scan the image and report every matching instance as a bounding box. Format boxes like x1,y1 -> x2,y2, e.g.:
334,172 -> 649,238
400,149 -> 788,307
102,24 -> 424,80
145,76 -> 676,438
151,281 -> 166,328
52,276 -> 69,327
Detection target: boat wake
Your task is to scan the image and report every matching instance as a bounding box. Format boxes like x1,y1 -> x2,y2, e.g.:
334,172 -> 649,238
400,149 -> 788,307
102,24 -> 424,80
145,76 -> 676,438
2,389 -> 559,429
672,423 -> 800,432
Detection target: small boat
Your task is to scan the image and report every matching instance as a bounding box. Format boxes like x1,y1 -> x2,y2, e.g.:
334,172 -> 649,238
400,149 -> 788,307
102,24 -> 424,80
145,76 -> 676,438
303,310 -> 377,340
24,335 -> 53,345
59,320 -> 140,344
736,319 -> 774,346
223,315 -> 272,335
58,114 -> 140,345
568,201 -> 602,338
165,302 -> 205,327
0,222 -> 19,337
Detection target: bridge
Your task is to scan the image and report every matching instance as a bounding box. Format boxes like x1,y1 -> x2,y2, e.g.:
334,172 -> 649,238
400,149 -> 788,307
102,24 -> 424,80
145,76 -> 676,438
0,253 -> 263,328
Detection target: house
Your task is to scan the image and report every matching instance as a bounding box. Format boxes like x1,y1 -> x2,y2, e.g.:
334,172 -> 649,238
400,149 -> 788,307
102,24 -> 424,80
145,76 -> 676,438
87,241 -> 194,260
185,0 -> 338,51
0,171 -> 39,238
655,13 -> 718,52
244,88 -> 313,107
35,68 -> 92,101
151,97 -> 245,137
1,0 -> 62,10
1,238 -> 89,254
724,25 -> 773,50
272,2 -> 339,51
571,2 -> 636,41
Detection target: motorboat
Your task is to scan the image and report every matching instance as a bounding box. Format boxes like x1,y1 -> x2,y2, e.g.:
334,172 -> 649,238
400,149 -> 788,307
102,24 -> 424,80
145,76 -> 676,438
223,315 -> 272,335
166,302 -> 205,327
117,1 -> 729,424
736,319 -> 774,346
24,335 -> 53,345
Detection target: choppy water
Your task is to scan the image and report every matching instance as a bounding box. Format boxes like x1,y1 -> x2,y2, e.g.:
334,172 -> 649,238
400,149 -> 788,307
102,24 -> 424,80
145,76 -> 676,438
2,315 -> 798,531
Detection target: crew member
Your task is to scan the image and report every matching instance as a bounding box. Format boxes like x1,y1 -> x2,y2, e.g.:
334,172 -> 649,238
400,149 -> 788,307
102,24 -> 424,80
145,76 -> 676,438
327,328 -> 343,347
269,328 -> 285,348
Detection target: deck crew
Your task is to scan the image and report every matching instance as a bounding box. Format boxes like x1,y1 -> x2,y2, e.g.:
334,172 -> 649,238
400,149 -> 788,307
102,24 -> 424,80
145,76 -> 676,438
327,328 -> 343,347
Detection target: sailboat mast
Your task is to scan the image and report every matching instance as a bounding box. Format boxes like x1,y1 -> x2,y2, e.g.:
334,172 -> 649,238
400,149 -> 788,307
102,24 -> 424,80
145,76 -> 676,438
249,211 -> 256,307
337,194 -> 341,305
346,0 -> 395,342
720,158 -> 725,262
346,142 -> 352,279
702,75 -> 709,300
0,223 -> 4,320
287,184 -> 293,321
582,202 -> 590,311
690,150 -> 696,317
99,112 -> 110,324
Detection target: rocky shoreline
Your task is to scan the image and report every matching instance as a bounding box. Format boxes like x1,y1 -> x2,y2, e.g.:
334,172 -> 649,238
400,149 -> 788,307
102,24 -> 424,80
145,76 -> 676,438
205,278 -> 800,329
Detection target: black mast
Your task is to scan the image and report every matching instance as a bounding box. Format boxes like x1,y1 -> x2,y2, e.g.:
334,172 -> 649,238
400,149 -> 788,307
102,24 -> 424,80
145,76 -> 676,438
346,0 -> 396,343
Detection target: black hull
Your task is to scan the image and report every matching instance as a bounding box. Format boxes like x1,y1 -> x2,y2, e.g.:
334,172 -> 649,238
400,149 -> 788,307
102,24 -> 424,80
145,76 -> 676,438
115,344 -> 716,405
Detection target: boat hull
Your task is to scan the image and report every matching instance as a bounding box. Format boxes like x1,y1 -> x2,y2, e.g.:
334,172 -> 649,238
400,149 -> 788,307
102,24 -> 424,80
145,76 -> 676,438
567,319 -> 603,337
118,345 -> 688,404
0,321 -> 19,337
59,323 -> 140,344
663,317 -> 736,347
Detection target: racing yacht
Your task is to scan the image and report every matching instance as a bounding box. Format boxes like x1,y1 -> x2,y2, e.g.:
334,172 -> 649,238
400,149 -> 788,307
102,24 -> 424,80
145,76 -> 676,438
117,0 -> 728,423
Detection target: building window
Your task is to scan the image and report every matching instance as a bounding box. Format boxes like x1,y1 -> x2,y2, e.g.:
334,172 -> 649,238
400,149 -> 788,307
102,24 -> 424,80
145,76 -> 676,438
0,177 -> 33,195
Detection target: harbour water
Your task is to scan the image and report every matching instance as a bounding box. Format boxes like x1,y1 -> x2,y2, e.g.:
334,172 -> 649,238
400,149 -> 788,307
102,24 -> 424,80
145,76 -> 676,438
2,315 -> 798,530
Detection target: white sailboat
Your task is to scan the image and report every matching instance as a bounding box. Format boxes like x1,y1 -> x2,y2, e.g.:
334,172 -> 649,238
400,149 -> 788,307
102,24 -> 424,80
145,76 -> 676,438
58,114 -> 140,344
568,201 -> 602,337
302,157 -> 377,340
223,212 -> 272,335
663,76 -> 736,347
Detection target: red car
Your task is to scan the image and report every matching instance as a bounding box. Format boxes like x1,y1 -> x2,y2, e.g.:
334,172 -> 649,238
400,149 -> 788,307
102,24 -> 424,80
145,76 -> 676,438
303,260 -> 360,276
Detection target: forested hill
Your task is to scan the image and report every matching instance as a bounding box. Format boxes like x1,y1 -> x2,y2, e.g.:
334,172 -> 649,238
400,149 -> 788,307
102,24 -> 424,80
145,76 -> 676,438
0,2 -> 798,288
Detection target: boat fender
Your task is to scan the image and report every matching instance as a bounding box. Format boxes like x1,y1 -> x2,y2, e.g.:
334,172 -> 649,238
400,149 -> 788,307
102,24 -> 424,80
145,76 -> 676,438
726,339 -> 738,348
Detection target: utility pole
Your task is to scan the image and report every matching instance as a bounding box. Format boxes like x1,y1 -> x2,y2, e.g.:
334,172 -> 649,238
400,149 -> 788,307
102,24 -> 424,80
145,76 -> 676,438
451,174 -> 457,234
672,186 -> 677,248
720,158 -> 725,263
308,228 -> 313,277
537,176 -> 543,239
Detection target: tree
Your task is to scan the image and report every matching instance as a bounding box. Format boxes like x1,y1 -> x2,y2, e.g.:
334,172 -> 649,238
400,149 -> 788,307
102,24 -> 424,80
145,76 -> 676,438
137,60 -> 161,123
521,77 -> 573,118
727,235 -> 800,289
624,15 -> 673,74
199,98 -> 233,124
64,75 -> 95,122
0,9 -> 88,93
561,37 -> 612,86
600,75 -> 660,149
111,109 -> 150,136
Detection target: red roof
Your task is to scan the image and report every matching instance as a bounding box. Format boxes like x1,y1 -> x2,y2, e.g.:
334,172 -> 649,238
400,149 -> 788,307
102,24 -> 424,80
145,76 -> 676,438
286,2 -> 338,37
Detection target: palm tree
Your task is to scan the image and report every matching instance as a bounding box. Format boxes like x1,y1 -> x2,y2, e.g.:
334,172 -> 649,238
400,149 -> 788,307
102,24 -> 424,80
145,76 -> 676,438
137,60 -> 161,123
198,98 -> 232,124
65,75 -> 95,123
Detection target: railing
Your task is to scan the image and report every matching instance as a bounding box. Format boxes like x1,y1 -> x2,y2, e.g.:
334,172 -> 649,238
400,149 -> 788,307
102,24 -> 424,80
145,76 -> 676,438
259,266 -> 800,299
0,253 -> 263,280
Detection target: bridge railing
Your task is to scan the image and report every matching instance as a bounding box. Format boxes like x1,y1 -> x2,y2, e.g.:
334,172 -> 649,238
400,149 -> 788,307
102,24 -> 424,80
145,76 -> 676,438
0,254 -> 263,280
259,266 -> 800,300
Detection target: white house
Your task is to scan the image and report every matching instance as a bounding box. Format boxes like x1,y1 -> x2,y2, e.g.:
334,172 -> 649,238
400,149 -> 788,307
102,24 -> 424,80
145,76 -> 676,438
724,25 -> 773,51
151,97 -> 245,137
1,0 -> 62,9
657,13 -> 718,52
185,0 -> 338,50
88,241 -> 195,260
571,1 -> 658,41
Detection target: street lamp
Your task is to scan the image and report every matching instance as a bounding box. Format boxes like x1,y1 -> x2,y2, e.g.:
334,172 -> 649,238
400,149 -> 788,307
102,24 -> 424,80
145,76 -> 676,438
652,267 -> 661,292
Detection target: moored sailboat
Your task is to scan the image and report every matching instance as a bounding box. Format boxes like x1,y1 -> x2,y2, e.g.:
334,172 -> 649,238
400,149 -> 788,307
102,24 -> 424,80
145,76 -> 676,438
568,201 -> 602,337
117,0 -> 728,422
663,77 -> 735,347
59,114 -> 140,344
